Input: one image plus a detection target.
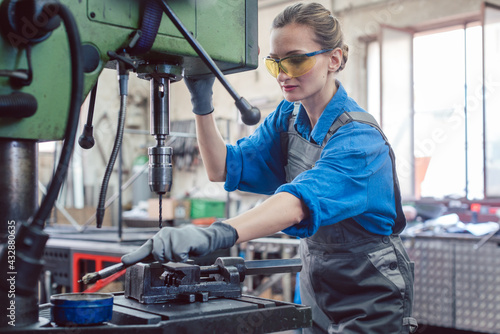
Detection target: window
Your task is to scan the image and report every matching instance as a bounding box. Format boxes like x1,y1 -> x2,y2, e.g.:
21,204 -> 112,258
413,24 -> 483,200
366,4 -> 500,200
483,4 -> 500,197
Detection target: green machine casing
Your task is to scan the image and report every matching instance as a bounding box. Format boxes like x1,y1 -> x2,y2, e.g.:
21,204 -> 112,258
0,0 -> 258,141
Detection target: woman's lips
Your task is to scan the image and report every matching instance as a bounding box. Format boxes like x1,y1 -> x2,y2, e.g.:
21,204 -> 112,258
282,85 -> 297,92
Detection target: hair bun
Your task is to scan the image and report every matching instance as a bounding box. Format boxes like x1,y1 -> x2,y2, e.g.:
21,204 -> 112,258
338,44 -> 349,72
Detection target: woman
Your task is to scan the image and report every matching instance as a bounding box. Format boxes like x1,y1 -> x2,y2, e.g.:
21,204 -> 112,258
123,2 -> 416,333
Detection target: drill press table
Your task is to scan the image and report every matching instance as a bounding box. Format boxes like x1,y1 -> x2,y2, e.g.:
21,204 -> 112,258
31,292 -> 311,333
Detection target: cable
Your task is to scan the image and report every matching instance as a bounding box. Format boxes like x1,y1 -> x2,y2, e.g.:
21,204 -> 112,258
31,3 -> 83,229
95,72 -> 129,228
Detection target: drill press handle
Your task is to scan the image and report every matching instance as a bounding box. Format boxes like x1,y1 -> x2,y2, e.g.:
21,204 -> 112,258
236,97 -> 261,126
158,0 -> 261,125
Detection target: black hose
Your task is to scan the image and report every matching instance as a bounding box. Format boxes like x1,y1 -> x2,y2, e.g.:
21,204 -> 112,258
95,93 -> 128,228
31,3 -> 83,229
128,0 -> 163,55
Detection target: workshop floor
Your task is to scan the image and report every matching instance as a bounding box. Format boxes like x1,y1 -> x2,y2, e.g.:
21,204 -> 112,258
274,326 -> 482,333
417,326 -> 483,333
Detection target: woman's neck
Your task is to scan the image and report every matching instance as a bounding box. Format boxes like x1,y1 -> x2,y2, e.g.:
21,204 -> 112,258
302,79 -> 338,129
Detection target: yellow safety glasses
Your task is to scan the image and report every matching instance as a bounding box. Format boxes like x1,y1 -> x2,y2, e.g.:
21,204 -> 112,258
264,49 -> 333,78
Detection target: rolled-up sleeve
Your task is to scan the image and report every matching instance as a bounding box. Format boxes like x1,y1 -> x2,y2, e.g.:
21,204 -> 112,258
276,182 -> 322,238
224,103 -> 291,194
224,144 -> 244,192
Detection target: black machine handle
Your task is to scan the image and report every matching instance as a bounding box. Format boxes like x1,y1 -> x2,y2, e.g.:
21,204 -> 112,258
0,92 -> 37,118
157,0 -> 261,126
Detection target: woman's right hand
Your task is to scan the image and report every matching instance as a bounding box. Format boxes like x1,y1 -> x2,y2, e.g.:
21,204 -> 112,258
184,75 -> 216,115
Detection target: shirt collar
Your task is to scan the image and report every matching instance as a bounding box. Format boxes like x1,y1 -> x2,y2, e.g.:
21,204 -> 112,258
294,80 -> 348,145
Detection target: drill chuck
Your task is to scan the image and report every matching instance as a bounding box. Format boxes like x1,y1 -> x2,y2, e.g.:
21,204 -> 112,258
148,145 -> 173,195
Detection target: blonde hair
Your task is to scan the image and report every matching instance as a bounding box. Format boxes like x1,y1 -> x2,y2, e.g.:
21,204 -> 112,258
272,2 -> 348,72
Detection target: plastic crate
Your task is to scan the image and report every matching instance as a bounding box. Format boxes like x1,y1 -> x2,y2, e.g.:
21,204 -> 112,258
190,199 -> 226,219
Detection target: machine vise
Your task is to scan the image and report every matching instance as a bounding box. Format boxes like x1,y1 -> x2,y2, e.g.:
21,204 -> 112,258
125,257 -> 302,304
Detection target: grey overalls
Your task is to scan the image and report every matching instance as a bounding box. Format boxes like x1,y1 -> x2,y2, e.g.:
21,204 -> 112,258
281,105 -> 417,334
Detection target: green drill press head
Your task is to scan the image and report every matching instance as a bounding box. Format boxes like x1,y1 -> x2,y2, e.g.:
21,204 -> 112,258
0,0 -> 258,141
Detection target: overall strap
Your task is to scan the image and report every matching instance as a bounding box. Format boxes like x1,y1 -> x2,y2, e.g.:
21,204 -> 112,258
281,102 -> 301,165
325,111 -> 407,234
287,102 -> 300,130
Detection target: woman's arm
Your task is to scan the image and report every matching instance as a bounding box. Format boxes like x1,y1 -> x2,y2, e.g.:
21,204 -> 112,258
226,192 -> 308,243
195,113 -> 227,182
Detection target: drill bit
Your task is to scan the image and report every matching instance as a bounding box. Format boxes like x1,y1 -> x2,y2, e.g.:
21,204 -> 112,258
159,194 -> 162,229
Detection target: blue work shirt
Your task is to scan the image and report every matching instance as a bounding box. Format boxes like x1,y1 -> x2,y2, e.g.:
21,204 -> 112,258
224,82 -> 396,237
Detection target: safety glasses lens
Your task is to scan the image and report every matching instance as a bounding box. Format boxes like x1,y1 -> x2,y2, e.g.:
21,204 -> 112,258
264,55 -> 317,78
282,56 -> 315,77
265,58 -> 280,77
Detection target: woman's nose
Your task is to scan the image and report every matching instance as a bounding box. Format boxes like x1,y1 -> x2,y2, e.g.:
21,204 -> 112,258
277,68 -> 292,81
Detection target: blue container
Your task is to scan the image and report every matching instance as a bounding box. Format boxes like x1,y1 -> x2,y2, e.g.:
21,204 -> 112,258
50,293 -> 113,326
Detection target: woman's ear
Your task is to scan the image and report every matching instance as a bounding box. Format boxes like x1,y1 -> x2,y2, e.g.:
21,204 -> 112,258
328,48 -> 342,73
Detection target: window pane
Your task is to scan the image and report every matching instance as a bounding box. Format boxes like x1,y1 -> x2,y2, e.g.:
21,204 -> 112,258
413,29 -> 466,199
380,26 -> 414,199
484,5 -> 500,197
466,25 -> 484,200
367,41 -> 381,123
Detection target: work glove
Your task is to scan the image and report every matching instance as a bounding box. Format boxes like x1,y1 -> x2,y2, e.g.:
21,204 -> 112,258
121,222 -> 238,265
184,75 -> 216,115
121,239 -> 154,266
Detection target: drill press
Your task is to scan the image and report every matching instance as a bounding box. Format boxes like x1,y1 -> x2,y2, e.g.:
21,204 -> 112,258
0,1 -> 312,332
0,0 -> 259,329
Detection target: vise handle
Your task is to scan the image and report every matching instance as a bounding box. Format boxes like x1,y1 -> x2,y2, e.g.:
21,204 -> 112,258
200,257 -> 302,277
